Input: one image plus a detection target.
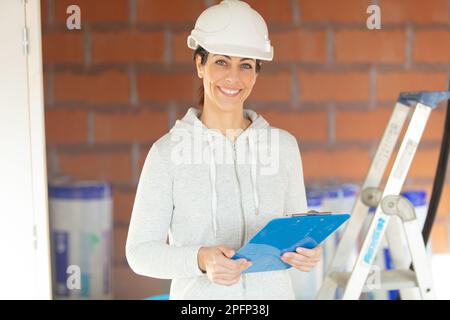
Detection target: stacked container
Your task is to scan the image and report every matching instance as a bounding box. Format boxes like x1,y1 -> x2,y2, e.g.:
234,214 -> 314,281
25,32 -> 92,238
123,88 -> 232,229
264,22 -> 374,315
48,181 -> 113,299
321,184 -> 359,298
288,188 -> 325,299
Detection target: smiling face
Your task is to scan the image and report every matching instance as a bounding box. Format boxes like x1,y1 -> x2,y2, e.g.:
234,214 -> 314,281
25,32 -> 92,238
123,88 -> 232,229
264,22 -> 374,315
195,53 -> 259,112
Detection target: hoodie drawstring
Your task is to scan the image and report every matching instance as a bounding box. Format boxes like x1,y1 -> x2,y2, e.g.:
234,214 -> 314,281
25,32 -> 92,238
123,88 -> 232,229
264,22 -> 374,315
206,131 -> 260,238
248,132 -> 259,215
207,133 -> 218,238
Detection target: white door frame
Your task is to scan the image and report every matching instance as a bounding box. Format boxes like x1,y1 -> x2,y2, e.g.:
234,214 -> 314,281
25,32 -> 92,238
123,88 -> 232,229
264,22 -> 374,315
0,0 -> 52,299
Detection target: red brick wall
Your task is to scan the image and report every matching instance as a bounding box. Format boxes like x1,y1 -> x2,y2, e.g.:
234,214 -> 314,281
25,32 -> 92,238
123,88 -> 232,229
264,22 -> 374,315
41,0 -> 450,299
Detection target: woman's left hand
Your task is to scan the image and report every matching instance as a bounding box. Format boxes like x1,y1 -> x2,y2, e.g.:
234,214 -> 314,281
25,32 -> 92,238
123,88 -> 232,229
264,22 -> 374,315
281,245 -> 322,272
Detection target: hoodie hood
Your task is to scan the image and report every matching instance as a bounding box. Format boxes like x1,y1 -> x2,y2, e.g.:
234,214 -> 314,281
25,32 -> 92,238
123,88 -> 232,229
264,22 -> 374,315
170,107 -> 270,238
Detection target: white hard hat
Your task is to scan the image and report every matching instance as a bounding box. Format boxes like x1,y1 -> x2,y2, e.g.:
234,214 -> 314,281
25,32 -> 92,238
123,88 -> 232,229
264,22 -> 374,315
187,0 -> 274,61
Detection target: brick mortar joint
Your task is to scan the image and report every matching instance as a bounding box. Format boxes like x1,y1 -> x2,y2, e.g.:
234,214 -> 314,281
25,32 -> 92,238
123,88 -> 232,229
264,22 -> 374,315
131,143 -> 140,184
290,0 -> 301,26
448,0 -> 450,27
83,25 -> 92,67
326,27 -> 334,66
47,0 -> 55,25
87,111 -> 94,146
327,104 -> 336,145
404,24 -> 414,70
129,0 -> 137,25
128,65 -> 139,108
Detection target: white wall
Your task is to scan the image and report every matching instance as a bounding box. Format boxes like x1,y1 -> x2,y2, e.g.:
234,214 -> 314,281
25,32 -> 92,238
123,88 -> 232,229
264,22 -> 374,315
432,254 -> 450,299
0,0 -> 52,299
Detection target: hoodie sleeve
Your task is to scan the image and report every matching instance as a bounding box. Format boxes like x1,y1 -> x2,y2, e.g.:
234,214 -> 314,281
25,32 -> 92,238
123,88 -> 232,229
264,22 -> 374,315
125,143 -> 204,279
284,134 -> 308,214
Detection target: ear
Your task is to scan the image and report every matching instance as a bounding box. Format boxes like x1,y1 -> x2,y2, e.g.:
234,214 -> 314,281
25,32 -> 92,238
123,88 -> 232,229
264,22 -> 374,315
195,55 -> 204,78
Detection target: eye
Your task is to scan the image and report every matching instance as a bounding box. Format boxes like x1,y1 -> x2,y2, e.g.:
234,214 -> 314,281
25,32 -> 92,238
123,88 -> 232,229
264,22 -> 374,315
241,63 -> 253,70
215,59 -> 227,66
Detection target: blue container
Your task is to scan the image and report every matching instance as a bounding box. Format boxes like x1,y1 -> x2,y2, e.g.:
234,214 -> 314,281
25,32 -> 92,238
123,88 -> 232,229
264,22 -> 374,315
401,190 -> 427,207
48,182 -> 112,200
306,189 -> 325,209
49,181 -> 113,299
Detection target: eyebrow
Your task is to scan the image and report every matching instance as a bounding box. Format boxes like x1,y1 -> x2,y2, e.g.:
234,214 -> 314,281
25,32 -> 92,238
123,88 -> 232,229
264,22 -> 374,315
213,54 -> 254,62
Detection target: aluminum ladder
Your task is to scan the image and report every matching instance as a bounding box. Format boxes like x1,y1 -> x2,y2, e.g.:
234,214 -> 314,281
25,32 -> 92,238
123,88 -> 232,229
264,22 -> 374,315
316,91 -> 450,300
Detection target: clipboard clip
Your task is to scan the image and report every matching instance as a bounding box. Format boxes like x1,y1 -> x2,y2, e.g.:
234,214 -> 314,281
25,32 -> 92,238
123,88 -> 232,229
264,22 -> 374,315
289,210 -> 332,217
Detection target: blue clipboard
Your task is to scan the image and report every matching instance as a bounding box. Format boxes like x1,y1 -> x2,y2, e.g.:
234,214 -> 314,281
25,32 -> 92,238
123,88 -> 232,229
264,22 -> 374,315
231,212 -> 350,273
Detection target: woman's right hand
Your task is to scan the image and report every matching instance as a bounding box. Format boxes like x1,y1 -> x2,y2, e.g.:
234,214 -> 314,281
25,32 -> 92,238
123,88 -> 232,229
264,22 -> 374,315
197,245 -> 252,286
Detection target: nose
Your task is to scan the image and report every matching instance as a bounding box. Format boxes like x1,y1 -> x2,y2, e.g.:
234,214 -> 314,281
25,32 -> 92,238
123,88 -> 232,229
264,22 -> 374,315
224,65 -> 241,85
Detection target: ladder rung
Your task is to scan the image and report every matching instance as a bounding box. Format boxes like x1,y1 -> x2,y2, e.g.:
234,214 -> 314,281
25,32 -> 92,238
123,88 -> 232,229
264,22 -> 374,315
329,269 -> 418,292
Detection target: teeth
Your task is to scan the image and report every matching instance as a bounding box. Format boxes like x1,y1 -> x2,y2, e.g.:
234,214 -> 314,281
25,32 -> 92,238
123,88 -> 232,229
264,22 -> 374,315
219,87 -> 240,95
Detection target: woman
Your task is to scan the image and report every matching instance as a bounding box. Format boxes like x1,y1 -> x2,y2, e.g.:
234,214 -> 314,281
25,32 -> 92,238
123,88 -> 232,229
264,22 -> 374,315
126,0 -> 322,300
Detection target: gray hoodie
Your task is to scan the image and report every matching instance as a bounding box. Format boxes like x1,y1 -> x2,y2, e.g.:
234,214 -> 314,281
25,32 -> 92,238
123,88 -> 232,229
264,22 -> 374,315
126,107 -> 308,299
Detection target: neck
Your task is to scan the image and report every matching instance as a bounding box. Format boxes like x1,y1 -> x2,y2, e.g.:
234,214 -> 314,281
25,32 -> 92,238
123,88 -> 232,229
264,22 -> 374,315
200,100 -> 251,140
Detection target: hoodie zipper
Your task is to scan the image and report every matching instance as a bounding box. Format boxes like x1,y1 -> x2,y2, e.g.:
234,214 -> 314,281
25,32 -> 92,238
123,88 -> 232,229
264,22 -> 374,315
232,141 -> 247,294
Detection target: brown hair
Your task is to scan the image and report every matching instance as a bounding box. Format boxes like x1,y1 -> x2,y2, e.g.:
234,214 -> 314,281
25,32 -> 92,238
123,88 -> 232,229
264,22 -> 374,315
193,46 -> 262,107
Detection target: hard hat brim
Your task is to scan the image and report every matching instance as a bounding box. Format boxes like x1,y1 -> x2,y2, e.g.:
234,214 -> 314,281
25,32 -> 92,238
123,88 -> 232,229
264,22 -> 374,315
188,35 -> 273,61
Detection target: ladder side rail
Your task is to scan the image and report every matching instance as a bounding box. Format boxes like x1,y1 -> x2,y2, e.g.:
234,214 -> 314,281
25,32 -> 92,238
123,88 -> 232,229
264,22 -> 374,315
402,218 -> 436,299
342,103 -> 432,299
317,102 -> 411,299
